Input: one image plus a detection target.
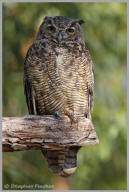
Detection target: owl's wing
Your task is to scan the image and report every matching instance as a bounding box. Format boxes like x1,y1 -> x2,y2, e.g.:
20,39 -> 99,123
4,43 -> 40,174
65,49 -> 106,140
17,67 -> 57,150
24,76 -> 38,115
84,49 -> 94,119
24,42 -> 42,115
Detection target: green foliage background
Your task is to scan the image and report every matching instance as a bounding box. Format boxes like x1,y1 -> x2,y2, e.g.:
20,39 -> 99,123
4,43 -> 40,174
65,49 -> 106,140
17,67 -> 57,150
2,2 -> 127,190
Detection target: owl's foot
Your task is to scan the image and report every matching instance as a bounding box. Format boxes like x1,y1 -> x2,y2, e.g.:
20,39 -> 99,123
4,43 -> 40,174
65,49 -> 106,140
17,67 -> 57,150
85,112 -> 92,120
85,112 -> 88,118
70,112 -> 76,123
54,112 -> 62,120
65,110 -> 78,124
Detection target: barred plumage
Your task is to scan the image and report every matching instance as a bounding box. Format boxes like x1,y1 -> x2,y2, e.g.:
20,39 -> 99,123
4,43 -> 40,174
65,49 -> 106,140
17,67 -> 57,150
24,16 -> 94,176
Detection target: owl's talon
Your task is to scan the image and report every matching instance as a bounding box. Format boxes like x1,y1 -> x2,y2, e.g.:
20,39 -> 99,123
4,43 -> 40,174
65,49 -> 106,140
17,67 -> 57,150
85,113 -> 88,118
69,112 -> 74,123
66,111 -> 77,124
54,112 -> 62,120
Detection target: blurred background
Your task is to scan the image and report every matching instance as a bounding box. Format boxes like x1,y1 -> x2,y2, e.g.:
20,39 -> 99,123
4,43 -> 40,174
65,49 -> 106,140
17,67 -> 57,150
2,2 -> 127,190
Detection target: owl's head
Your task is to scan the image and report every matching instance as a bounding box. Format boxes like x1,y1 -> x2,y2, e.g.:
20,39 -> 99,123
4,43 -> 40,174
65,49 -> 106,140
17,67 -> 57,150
36,16 -> 85,44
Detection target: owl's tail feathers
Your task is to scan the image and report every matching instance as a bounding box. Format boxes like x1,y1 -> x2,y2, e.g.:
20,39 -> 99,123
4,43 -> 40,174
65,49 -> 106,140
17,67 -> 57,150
42,146 -> 81,177
59,146 -> 81,177
42,149 -> 67,175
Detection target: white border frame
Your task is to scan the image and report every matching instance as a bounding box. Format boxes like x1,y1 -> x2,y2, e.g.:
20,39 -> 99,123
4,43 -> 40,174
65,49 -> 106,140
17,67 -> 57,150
1,1 -> 128,192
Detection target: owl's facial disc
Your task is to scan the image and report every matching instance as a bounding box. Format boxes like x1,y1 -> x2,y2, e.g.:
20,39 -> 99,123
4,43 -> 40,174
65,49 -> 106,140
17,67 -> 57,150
37,16 -> 85,43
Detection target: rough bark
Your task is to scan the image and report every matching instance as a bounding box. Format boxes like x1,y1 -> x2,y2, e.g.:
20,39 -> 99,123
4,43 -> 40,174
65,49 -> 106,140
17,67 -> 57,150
2,115 -> 99,152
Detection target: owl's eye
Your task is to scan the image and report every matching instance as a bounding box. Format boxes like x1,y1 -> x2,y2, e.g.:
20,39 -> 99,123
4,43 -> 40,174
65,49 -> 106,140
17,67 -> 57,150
47,25 -> 56,32
67,27 -> 75,33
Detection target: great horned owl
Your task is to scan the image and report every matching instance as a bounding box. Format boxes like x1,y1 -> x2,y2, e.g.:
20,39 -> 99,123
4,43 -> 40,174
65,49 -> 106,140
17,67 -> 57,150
24,16 -> 94,177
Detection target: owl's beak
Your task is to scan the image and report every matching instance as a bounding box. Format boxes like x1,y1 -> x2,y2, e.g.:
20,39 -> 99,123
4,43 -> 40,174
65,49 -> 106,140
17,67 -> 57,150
57,32 -> 68,43
57,32 -> 63,43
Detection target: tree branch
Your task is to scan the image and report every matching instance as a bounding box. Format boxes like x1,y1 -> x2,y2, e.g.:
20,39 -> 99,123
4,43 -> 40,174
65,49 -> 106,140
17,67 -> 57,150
2,115 -> 99,152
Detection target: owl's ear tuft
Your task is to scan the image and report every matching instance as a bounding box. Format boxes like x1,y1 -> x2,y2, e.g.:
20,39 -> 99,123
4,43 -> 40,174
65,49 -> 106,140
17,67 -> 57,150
44,16 -> 50,21
72,19 -> 85,26
43,16 -> 53,25
78,19 -> 85,25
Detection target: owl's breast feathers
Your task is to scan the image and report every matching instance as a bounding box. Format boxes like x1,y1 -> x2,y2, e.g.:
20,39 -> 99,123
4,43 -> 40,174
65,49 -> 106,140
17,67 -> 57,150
24,39 -> 94,120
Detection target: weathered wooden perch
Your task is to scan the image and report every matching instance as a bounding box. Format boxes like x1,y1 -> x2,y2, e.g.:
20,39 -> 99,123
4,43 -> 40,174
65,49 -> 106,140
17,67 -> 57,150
2,115 -> 99,152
